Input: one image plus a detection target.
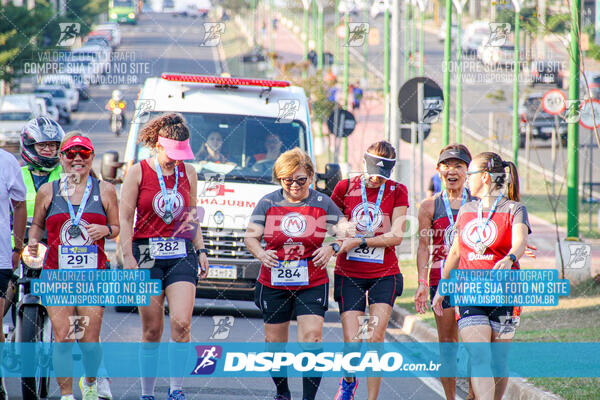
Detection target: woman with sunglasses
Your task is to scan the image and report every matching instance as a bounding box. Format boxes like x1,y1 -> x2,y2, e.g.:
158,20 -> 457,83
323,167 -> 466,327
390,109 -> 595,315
29,132 -> 120,400
415,144 -> 475,400
432,152 -> 531,400
329,141 -> 408,400
120,113 -> 210,400
244,148 -> 346,400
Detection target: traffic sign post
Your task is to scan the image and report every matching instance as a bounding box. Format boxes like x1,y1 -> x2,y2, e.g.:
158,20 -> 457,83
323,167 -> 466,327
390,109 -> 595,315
511,0 -> 523,166
542,89 -> 567,197
578,99 -> 600,228
327,108 -> 356,138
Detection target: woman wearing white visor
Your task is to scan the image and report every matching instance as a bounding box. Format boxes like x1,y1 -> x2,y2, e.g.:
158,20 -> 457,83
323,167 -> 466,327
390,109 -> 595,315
330,141 -> 409,400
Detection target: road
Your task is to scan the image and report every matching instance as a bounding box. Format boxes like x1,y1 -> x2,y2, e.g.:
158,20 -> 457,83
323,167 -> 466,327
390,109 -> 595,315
4,12 -> 453,400
320,10 -> 600,189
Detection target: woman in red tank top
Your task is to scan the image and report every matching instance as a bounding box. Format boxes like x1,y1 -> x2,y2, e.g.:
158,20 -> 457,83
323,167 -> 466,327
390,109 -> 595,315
415,144 -> 474,400
432,152 -> 531,400
28,132 -> 119,400
119,113 -> 209,400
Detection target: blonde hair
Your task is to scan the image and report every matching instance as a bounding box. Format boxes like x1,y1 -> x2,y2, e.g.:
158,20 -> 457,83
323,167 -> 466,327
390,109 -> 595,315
272,147 -> 314,182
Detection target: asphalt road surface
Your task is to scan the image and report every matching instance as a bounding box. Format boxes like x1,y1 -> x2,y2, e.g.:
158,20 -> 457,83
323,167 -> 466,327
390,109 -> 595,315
4,11 -> 454,400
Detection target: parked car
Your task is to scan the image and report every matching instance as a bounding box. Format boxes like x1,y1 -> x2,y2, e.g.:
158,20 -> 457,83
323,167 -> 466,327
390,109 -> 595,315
84,35 -> 112,49
462,21 -> 489,55
34,93 -> 60,122
95,23 -> 122,47
518,93 -> 567,148
66,72 -> 90,100
72,46 -> 110,75
479,44 -> 516,68
438,22 -> 459,42
40,74 -> 79,112
370,0 -> 390,18
34,86 -> 71,123
528,60 -> 565,88
0,95 -> 47,146
582,71 -> 600,99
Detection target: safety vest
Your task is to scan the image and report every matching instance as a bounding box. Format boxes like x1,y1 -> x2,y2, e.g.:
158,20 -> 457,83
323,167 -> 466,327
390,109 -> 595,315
21,165 -> 62,218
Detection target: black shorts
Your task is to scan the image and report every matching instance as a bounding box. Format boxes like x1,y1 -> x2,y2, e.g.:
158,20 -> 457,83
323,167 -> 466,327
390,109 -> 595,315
132,238 -> 198,290
457,306 -> 517,333
254,281 -> 329,324
430,285 -> 452,310
0,269 -> 13,298
334,273 -> 403,313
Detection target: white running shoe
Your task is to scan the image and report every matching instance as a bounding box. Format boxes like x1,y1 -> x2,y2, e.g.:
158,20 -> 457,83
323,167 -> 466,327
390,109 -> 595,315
79,377 -> 98,400
97,377 -> 113,400
60,395 -> 76,400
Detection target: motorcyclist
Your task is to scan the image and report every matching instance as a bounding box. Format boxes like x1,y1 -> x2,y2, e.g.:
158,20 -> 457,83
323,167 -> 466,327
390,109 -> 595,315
106,89 -> 126,133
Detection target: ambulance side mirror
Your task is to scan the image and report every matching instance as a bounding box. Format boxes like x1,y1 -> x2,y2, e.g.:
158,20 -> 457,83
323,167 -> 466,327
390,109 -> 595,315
316,163 -> 341,197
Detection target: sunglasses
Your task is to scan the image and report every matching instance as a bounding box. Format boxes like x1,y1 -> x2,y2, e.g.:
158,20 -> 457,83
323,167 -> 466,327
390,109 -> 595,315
281,176 -> 308,186
62,149 -> 93,160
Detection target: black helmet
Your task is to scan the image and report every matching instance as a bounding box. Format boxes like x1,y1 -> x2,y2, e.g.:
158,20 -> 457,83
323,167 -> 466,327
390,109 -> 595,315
20,117 -> 65,171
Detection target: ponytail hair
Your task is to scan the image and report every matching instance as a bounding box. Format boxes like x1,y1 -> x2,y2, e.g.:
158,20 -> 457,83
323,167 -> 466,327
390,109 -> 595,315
138,113 -> 190,148
472,152 -> 520,201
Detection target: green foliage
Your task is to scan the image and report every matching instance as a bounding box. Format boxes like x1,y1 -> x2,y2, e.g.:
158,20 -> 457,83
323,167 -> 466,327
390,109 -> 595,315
221,0 -> 251,13
300,72 -> 336,123
496,8 -> 568,36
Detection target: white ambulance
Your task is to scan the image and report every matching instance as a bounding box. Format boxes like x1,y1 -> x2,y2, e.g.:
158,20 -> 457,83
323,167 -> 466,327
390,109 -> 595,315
103,73 -> 341,301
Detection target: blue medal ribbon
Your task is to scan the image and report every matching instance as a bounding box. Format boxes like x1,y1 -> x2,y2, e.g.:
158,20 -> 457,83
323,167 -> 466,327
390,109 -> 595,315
63,177 -> 93,229
360,176 -> 385,236
476,193 -> 503,243
441,188 -> 468,228
154,156 -> 179,222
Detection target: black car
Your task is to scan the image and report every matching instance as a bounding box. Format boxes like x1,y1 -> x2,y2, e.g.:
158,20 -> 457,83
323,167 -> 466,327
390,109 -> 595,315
529,61 -> 564,88
518,93 -> 567,148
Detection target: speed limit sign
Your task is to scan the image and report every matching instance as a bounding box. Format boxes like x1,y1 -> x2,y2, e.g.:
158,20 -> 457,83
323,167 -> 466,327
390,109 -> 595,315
579,98 -> 600,130
541,89 -> 566,115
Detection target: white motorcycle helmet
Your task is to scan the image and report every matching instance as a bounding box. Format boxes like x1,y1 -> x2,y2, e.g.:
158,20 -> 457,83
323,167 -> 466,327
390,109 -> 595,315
111,89 -> 123,101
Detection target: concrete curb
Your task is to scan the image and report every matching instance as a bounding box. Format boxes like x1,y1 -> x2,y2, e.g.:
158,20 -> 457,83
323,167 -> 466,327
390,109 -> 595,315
390,307 -> 564,400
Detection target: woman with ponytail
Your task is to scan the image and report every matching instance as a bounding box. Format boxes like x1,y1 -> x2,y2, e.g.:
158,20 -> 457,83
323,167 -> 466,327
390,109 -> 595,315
432,152 -> 531,400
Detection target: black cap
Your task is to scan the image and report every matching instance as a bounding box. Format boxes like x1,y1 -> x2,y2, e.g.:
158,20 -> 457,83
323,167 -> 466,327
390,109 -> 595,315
437,147 -> 471,166
364,152 -> 396,179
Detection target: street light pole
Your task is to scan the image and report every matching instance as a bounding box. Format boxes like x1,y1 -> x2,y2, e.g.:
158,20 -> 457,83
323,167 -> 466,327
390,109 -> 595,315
441,0 -> 452,146
317,4 -> 324,69
363,5 -> 369,82
303,0 -> 310,77
453,0 -> 467,143
343,9 -> 350,162
567,0 -> 581,238
419,2 -> 424,76
511,0 -> 521,165
335,0 -> 340,66
384,5 -> 391,140
403,0 -> 410,81
410,2 -> 416,77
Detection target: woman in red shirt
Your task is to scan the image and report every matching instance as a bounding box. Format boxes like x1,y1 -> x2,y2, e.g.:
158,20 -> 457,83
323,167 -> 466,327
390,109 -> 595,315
330,141 -> 408,400
433,152 -> 531,400
120,113 -> 210,400
29,132 -> 119,400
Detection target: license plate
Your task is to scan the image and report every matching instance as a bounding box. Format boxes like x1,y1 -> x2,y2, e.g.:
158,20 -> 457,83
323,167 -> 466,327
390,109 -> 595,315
207,265 -> 237,280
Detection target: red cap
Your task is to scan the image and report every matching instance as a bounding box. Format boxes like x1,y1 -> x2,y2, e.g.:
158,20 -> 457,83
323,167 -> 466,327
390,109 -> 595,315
60,135 -> 94,152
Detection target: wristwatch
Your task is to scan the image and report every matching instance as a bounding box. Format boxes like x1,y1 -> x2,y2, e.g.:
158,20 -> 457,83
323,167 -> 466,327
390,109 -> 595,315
329,242 -> 340,254
12,246 -> 23,254
359,237 -> 368,249
196,248 -> 209,257
508,253 -> 517,263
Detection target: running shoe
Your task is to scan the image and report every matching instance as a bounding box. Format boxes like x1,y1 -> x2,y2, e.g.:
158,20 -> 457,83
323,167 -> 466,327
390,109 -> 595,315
273,395 -> 291,400
167,389 -> 185,400
333,377 -> 358,400
97,377 -> 113,400
140,396 -> 155,400
0,378 -> 6,400
79,377 -> 98,400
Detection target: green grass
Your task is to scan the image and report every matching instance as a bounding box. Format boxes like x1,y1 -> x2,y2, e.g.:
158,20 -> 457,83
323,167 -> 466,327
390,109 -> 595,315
394,260 -> 437,327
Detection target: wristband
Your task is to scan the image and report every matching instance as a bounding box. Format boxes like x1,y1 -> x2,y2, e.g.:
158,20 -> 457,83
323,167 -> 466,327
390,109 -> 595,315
12,246 -> 23,254
508,253 -> 517,263
418,279 -> 429,288
196,248 -> 209,256
106,225 -> 113,237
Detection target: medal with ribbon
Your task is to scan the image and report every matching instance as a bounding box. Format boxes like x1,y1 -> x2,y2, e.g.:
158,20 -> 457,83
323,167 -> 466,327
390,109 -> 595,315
359,176 -> 385,237
155,156 -> 179,225
63,177 -> 93,238
474,193 -> 503,255
441,188 -> 468,252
